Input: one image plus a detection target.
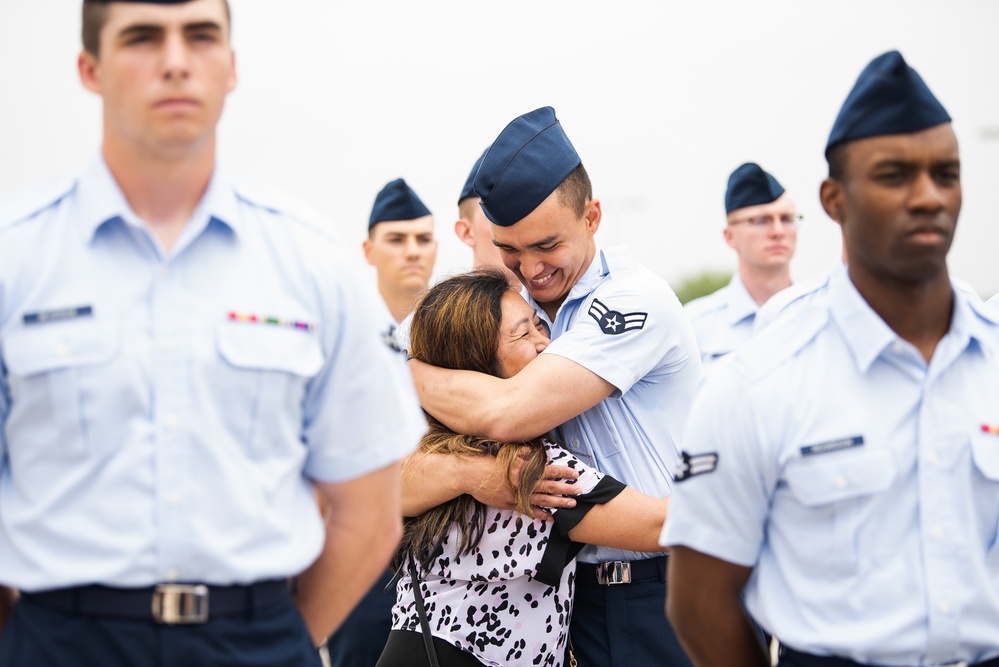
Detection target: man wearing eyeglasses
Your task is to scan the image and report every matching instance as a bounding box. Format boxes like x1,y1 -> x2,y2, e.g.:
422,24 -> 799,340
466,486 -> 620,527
662,51 -> 999,667
684,163 -> 800,370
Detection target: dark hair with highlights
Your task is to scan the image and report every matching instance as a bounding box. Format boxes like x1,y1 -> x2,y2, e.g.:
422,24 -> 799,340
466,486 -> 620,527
401,269 -> 548,573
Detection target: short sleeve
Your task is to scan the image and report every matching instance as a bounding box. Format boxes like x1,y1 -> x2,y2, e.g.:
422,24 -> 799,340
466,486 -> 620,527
0,351 -> 8,470
301,250 -> 426,483
658,363 -> 774,567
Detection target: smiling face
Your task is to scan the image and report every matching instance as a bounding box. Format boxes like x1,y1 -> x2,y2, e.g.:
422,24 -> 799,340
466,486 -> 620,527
822,123 -> 960,287
78,0 -> 236,157
724,192 -> 798,272
491,190 -> 600,319
494,290 -> 550,379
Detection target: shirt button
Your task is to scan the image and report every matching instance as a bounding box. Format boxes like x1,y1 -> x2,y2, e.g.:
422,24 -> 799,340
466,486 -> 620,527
54,342 -> 69,357
161,268 -> 172,279
167,493 -> 181,508
891,341 -> 904,353
834,475 -> 847,489
938,600 -> 951,614
931,525 -> 944,540
161,339 -> 176,353
571,439 -> 580,449
926,452 -> 940,467
165,416 -> 179,431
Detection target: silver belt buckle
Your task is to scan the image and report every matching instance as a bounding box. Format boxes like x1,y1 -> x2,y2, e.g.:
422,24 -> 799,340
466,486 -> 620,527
152,584 -> 209,624
595,561 -> 632,585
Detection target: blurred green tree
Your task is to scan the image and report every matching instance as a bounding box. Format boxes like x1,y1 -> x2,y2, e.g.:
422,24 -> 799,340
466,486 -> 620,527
673,270 -> 732,305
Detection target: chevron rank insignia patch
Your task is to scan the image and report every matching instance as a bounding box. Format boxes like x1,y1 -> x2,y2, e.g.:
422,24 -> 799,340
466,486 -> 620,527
674,451 -> 719,482
587,299 -> 648,335
383,324 -> 403,353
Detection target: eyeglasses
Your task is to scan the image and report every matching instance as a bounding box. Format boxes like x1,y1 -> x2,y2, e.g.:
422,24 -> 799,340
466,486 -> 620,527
730,213 -> 804,229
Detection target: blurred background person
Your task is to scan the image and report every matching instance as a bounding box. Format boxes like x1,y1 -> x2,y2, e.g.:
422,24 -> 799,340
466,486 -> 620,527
684,163 -> 798,369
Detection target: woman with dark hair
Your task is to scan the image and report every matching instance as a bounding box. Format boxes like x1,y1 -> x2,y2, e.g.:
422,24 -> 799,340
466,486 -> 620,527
376,269 -> 668,667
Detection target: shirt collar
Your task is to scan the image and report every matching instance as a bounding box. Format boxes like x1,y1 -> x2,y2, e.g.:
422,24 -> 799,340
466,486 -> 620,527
566,244 -> 609,303
76,156 -> 242,244
829,266 -> 996,372
526,244 -> 609,323
723,273 -> 759,327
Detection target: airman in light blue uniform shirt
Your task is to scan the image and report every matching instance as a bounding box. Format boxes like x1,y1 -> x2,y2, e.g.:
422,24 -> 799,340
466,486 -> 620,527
0,156 -> 425,591
0,2 -> 426,664
685,163 -> 799,370
407,106 -> 702,666
662,51 -> 999,667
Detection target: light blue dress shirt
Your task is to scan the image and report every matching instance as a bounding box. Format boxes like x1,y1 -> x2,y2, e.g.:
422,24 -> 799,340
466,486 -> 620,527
684,274 -> 758,370
661,266 -> 999,665
751,263 -> 841,335
534,245 -> 703,564
0,158 -> 426,591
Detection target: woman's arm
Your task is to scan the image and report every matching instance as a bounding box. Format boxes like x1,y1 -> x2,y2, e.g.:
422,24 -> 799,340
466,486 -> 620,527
566,487 -> 669,552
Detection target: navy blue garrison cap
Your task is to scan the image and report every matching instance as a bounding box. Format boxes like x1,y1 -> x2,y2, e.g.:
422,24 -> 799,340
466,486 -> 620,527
725,163 -> 785,214
826,50 -> 951,156
369,179 -> 431,229
474,106 -> 581,227
458,150 -> 487,205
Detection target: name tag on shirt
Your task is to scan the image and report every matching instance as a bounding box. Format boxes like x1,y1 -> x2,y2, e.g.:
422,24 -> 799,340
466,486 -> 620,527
800,435 -> 864,457
23,305 -> 93,326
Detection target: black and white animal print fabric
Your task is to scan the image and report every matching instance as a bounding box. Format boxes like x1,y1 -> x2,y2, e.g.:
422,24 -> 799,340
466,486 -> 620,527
391,443 -> 605,667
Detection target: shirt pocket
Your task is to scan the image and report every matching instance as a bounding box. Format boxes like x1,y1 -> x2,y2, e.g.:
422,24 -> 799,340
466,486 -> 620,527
216,323 -> 324,458
969,433 -> 999,553
4,319 -> 120,459
782,448 -> 896,575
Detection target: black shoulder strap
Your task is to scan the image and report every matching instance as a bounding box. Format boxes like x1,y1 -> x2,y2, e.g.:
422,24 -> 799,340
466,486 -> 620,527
408,555 -> 441,667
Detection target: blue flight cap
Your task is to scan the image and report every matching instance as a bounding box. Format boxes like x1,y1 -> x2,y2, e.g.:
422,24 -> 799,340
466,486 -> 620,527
458,150 -> 487,205
369,179 -> 431,229
826,50 -> 951,156
473,106 -> 582,227
725,163 -> 785,214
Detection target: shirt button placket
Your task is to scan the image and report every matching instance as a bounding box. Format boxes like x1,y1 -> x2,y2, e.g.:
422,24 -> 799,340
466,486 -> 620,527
152,261 -> 192,581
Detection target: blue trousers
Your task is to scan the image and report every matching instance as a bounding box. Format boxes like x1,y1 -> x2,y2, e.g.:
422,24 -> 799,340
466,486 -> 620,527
325,569 -> 396,667
570,560 -> 693,667
0,590 -> 321,667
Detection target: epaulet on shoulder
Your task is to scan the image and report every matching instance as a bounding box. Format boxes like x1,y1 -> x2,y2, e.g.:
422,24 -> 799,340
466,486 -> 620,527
731,303 -> 829,382
969,292 -> 999,326
229,177 -> 343,243
0,176 -> 76,230
683,290 -> 725,320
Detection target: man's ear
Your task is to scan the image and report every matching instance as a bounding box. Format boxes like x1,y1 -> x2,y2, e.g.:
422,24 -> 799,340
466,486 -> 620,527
820,178 -> 845,227
362,238 -> 375,265
584,199 -> 601,236
78,50 -> 102,95
722,225 -> 736,249
225,50 -> 238,94
453,218 -> 475,249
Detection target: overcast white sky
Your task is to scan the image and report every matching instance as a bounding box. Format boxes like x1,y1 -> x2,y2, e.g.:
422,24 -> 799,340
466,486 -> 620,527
2,1 -> 997,296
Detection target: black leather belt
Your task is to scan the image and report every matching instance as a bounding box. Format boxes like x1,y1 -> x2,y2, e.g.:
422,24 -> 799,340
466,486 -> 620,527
23,580 -> 290,624
783,647 -> 999,667
576,555 -> 667,585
